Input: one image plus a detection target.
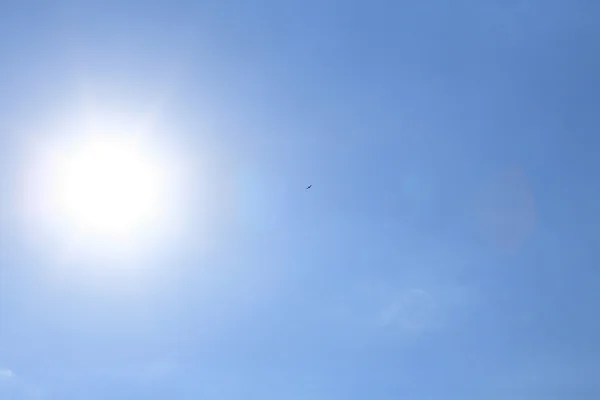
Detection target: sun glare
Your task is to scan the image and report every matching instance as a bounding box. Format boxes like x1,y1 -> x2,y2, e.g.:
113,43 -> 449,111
17,110 -> 188,262
54,134 -> 164,240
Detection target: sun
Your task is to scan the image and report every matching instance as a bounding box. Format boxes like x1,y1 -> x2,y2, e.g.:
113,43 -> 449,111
52,133 -> 165,240
17,111 -> 188,261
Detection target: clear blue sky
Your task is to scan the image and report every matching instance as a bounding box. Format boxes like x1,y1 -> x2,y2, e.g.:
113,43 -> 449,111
1,0 -> 600,399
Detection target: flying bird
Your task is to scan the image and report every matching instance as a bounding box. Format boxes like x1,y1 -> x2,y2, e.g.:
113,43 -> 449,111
306,185 -> 312,190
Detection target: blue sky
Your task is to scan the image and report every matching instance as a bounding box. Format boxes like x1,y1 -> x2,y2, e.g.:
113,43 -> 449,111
1,0 -> 600,399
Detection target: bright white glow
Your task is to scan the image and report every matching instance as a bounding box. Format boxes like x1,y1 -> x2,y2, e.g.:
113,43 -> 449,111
16,109 -> 192,264
52,134 -> 164,240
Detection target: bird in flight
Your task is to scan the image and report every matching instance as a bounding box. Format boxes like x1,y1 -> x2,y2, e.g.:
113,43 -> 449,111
306,185 -> 312,190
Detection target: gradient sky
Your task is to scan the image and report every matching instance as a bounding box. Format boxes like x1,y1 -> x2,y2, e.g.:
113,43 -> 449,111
1,1 -> 600,399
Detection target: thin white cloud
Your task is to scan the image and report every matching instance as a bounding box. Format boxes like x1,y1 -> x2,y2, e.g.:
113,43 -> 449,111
0,368 -> 15,379
377,288 -> 436,333
0,367 -> 45,399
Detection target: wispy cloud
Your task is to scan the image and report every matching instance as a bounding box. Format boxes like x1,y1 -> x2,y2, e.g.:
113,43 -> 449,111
376,288 -> 436,333
332,276 -> 480,341
0,368 -> 15,379
0,368 -> 44,399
